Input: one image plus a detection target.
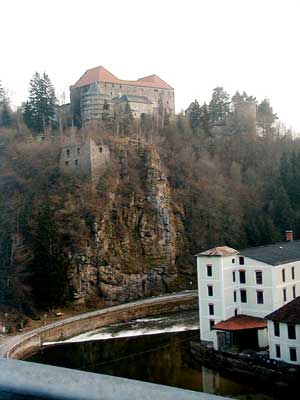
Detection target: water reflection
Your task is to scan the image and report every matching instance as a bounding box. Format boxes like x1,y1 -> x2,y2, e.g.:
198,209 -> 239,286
28,331 -> 275,399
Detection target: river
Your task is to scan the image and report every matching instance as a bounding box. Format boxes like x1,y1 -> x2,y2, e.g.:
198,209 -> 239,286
27,310 -> 284,399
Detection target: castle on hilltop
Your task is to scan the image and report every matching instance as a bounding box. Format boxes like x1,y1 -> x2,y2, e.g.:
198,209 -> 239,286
70,66 -> 175,126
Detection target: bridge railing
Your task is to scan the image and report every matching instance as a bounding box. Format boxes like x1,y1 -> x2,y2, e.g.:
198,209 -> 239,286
0,359 -> 230,400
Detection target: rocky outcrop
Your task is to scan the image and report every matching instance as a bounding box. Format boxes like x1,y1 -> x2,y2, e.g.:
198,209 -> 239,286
68,141 -> 192,304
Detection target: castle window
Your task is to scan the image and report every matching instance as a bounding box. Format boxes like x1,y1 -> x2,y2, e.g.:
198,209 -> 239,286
65,161 -> 69,166
75,160 -> 78,166
283,288 -> 287,302
239,270 -> 246,284
240,289 -> 247,303
288,324 -> 296,340
66,149 -> 70,157
275,344 -> 281,358
77,148 -> 81,155
206,265 -> 212,277
290,347 -> 297,362
256,290 -> 264,304
233,291 -> 237,302
256,271 -> 263,284
274,322 -> 280,337
292,266 -> 295,280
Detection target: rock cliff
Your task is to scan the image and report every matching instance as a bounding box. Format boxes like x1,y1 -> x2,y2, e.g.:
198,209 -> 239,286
67,140 -> 193,304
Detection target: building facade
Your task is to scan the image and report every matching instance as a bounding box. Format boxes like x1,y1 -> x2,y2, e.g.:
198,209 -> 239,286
70,66 -> 175,126
59,138 -> 110,183
266,297 -> 300,365
197,236 -> 300,350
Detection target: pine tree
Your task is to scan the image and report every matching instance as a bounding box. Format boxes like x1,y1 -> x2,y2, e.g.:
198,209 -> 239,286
121,101 -> 134,135
23,72 -> 57,133
209,87 -> 230,124
0,81 -> 12,128
188,100 -> 201,132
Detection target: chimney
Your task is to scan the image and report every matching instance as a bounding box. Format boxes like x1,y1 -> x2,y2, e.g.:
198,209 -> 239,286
285,230 -> 293,241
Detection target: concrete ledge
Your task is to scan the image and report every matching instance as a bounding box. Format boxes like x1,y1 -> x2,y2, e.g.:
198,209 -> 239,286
0,358 -> 230,400
0,291 -> 198,360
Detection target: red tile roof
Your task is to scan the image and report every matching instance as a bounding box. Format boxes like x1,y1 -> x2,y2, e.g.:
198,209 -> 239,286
74,66 -> 173,90
213,315 -> 267,331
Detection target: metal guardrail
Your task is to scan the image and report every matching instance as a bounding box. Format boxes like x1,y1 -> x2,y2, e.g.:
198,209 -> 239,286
0,359 -> 230,400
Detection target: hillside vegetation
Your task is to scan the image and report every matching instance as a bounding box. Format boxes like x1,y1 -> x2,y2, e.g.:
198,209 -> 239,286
1,81 -> 300,316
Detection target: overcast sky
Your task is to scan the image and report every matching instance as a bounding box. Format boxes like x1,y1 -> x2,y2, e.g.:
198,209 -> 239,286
1,0 -> 300,130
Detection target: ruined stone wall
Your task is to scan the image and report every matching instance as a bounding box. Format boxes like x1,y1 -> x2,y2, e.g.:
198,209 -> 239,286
59,139 -> 109,183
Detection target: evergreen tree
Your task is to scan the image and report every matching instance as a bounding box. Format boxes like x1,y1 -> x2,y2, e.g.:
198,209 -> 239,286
101,100 -> 113,131
121,101 -> 134,135
1,102 -> 11,127
257,99 -> 277,137
188,100 -> 201,132
23,72 -> 57,133
209,87 -> 230,124
30,205 -> 69,309
0,81 -> 12,128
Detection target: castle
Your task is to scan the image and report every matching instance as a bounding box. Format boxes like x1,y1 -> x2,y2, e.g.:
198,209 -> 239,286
70,66 -> 175,126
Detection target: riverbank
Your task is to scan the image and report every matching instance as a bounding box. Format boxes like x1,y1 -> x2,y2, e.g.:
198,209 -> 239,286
190,341 -> 300,396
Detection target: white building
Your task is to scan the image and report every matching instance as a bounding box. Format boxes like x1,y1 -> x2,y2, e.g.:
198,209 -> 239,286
266,297 -> 300,365
196,233 -> 300,351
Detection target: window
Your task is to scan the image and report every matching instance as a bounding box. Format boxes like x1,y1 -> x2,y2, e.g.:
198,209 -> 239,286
234,308 -> 238,316
282,269 -> 286,283
292,266 -> 295,280
290,347 -> 297,362
208,304 -> 214,316
77,148 -> 80,155
232,258 -> 235,264
99,147 -> 103,153
207,265 -> 212,277
275,344 -> 281,358
65,161 -> 69,166
256,290 -> 264,304
288,324 -> 296,340
232,271 -> 236,282
208,285 -> 213,297
209,320 -> 215,330
283,288 -> 287,302
256,271 -> 263,285
240,289 -> 247,303
75,159 -> 78,166
274,322 -> 280,337
239,256 -> 244,265
239,270 -> 246,284
293,286 -> 296,299
66,149 -> 70,157
233,291 -> 237,302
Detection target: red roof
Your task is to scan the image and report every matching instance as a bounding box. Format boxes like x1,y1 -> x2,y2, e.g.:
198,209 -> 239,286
213,315 -> 267,331
74,66 -> 173,90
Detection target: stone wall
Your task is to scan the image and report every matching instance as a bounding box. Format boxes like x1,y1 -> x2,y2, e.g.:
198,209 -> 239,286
59,139 -> 109,183
1,292 -> 198,360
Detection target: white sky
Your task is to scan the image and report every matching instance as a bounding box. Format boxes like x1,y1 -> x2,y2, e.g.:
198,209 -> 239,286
1,0 -> 300,130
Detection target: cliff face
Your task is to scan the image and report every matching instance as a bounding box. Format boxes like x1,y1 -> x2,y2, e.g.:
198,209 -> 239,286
68,140 -> 193,304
